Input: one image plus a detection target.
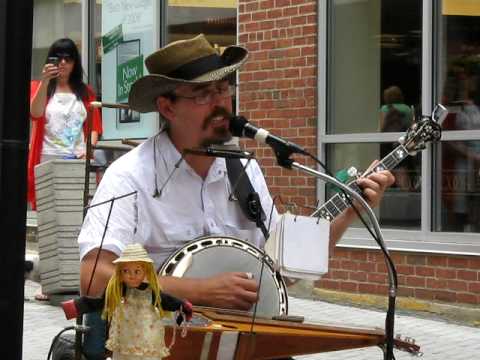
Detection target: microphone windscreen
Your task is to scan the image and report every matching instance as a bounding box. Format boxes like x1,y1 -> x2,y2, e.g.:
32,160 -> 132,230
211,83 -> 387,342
229,116 -> 248,137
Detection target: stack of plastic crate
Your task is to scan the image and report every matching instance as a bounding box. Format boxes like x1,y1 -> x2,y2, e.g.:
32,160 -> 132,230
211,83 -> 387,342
35,159 -> 97,294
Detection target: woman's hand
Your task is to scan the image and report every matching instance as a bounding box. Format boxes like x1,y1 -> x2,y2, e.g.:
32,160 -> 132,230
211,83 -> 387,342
41,63 -> 59,82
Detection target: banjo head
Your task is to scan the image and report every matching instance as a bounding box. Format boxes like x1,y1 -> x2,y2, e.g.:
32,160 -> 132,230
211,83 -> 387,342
159,236 -> 288,318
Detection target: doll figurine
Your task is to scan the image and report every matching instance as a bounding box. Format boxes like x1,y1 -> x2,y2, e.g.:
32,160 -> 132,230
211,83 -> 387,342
59,243 -> 192,360
102,243 -> 193,359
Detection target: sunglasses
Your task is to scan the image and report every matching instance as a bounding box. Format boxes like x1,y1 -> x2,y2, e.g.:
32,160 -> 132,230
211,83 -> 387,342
53,53 -> 74,62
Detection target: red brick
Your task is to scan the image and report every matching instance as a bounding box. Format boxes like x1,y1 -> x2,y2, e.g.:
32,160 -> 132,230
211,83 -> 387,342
457,270 -> 478,281
469,282 -> 480,294
436,268 -> 457,279
331,248 -> 350,259
391,253 -> 406,264
446,280 -> 468,292
376,263 -> 387,273
406,276 -> 426,288
434,290 -> 456,302
375,285 -> 389,295
448,257 -> 470,268
368,273 -> 387,284
359,283 -> 377,294
340,281 -> 358,292
456,293 -> 478,305
427,278 -> 448,289
245,2 -> 259,12
415,289 -> 435,300
260,0 -> 275,10
299,4 -> 316,14
275,0 -> 291,7
317,279 -> 339,290
470,258 -> 480,270
398,287 -> 415,297
351,251 -> 367,262
427,255 -> 448,267
415,266 -> 435,277
267,9 -> 283,18
350,272 -> 367,282
283,6 -> 298,17
291,15 -> 307,26
407,255 -> 426,266
331,270 -> 349,280
340,260 -> 358,271
396,264 -> 415,275
358,262 -> 376,272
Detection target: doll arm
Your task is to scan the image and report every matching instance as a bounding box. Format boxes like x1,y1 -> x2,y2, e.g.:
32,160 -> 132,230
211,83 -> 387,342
160,292 -> 193,325
61,295 -> 105,320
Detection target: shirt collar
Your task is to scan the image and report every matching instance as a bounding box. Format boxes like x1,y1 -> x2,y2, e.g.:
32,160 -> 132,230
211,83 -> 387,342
156,131 -> 227,182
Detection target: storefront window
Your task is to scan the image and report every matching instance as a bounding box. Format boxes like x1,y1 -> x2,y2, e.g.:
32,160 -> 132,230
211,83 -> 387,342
326,0 -> 422,230
167,0 -> 236,47
434,0 -> 480,233
32,0 -> 82,78
327,143 -> 421,230
328,0 -> 422,135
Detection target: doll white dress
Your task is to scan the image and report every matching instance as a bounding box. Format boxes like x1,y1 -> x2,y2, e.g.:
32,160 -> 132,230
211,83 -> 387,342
106,285 -> 170,360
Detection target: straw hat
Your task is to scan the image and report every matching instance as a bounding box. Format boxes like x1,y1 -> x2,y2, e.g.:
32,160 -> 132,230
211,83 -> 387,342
113,243 -> 153,264
128,34 -> 248,113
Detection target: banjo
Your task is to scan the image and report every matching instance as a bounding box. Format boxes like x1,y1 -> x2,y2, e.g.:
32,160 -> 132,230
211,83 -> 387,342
159,108 -> 444,318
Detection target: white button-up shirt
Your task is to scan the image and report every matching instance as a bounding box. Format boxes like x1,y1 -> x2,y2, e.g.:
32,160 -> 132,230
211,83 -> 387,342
78,131 -> 279,269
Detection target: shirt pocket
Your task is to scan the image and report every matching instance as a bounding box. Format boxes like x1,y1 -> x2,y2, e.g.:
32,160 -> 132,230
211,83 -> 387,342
162,221 -> 204,245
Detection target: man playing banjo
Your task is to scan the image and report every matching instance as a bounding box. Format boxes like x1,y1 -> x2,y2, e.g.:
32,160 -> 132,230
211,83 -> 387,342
78,34 -> 394,359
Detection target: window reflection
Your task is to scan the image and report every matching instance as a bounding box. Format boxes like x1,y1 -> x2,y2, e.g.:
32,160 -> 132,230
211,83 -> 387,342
167,1 -> 236,47
32,0 -> 82,78
327,143 -> 421,230
435,1 -> 480,233
328,0 -> 421,134
437,141 -> 480,232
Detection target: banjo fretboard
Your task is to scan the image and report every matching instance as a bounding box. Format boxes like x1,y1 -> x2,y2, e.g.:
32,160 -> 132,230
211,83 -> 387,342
311,143 -> 410,221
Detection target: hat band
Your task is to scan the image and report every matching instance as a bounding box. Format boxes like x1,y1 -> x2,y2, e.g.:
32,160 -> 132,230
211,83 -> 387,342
168,53 -> 225,80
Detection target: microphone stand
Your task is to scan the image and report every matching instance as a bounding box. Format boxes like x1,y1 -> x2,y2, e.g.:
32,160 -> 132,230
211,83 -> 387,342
276,156 -> 397,360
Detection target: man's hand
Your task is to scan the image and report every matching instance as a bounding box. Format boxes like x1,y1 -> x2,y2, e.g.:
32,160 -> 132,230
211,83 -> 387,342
200,272 -> 258,311
357,161 -> 395,208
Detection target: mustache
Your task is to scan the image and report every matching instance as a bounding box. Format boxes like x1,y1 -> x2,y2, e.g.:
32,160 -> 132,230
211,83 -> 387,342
202,107 -> 232,129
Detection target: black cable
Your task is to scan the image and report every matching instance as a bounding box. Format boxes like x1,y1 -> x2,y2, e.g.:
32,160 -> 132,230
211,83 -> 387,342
304,151 -> 398,360
46,326 -> 76,360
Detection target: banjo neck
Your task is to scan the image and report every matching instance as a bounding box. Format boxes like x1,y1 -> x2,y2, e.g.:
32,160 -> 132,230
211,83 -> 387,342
310,143 -> 411,221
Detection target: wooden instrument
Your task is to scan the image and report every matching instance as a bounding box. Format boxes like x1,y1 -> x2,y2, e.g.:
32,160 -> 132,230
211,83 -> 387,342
164,307 -> 420,359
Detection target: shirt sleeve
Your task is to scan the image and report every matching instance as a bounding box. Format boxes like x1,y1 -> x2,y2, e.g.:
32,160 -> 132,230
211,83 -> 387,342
86,86 -> 103,135
77,164 -> 139,260
29,80 -> 44,121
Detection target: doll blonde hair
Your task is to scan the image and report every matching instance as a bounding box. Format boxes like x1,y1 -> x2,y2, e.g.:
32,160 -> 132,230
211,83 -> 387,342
103,259 -> 165,322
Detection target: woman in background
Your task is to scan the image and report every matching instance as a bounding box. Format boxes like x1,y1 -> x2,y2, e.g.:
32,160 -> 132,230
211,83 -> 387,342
28,38 -> 102,300
28,37 -> 102,210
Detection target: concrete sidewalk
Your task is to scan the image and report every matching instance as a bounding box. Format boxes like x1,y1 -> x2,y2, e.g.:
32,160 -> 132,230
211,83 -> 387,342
23,280 -> 480,360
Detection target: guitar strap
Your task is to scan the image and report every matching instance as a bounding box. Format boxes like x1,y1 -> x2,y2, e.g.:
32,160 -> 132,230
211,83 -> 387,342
226,158 -> 267,235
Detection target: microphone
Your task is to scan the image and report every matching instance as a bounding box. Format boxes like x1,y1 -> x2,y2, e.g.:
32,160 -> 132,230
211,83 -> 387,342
229,116 -> 307,156
184,147 -> 255,159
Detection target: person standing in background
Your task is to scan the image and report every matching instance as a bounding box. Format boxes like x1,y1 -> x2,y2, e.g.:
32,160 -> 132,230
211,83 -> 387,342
28,38 -> 102,300
379,85 -> 414,190
28,37 -> 102,210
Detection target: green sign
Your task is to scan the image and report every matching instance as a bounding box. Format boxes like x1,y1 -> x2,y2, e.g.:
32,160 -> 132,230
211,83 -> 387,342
117,55 -> 144,102
102,24 -> 123,54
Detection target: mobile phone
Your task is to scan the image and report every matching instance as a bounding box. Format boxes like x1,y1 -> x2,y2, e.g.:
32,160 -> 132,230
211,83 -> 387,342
47,56 -> 59,66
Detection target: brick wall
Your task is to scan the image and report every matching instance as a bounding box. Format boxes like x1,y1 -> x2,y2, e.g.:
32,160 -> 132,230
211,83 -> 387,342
238,0 -> 480,306
238,0 -> 318,213
317,249 -> 480,305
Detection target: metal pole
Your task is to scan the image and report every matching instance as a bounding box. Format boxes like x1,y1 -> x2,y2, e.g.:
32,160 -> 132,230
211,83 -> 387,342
0,1 -> 34,359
